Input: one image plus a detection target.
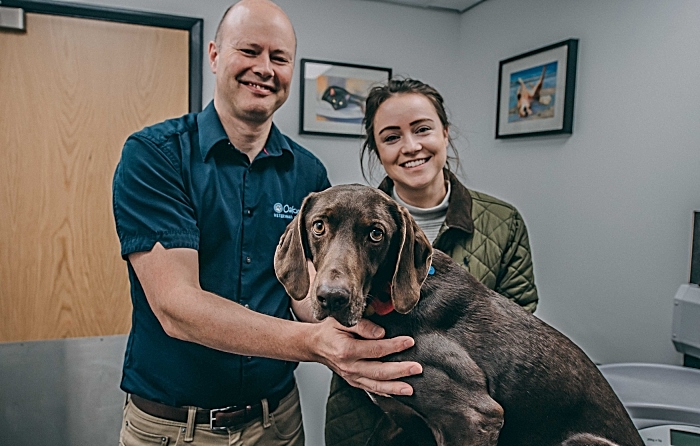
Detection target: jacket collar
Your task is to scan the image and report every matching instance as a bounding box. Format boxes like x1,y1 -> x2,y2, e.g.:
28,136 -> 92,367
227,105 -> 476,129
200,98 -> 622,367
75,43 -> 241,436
377,168 -> 474,234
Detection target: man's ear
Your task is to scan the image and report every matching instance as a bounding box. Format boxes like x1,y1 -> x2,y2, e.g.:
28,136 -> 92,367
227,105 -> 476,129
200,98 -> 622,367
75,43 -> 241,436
390,205 -> 433,313
274,194 -> 315,300
208,41 -> 219,74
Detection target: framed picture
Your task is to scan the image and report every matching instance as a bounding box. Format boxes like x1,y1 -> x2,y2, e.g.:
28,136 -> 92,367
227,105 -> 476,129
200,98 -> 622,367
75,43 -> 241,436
496,39 -> 578,139
299,59 -> 392,137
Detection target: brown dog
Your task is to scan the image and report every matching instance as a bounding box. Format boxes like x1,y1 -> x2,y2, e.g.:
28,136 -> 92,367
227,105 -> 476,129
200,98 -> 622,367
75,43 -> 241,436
274,184 -> 643,446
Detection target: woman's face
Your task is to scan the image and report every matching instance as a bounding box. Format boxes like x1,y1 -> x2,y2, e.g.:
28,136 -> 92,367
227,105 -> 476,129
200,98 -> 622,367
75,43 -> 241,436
373,93 -> 448,201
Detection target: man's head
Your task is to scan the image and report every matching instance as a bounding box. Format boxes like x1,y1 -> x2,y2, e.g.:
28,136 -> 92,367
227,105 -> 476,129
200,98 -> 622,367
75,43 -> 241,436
209,0 -> 296,125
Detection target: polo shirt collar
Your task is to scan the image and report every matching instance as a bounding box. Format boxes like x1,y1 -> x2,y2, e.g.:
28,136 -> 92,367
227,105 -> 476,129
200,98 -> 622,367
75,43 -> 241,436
197,101 -> 229,160
196,100 -> 293,160
377,168 -> 474,234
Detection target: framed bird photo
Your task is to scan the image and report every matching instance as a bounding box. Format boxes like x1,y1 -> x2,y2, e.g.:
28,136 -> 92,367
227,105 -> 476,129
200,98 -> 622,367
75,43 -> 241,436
496,39 -> 578,139
299,59 -> 392,138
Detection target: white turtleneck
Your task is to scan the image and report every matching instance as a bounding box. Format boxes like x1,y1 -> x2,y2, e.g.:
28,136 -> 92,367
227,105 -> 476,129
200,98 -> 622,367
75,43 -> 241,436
392,181 -> 451,244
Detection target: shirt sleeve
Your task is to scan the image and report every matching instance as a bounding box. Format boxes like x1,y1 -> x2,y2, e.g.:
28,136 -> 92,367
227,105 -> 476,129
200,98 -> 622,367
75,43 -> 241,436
495,210 -> 539,313
112,134 -> 199,259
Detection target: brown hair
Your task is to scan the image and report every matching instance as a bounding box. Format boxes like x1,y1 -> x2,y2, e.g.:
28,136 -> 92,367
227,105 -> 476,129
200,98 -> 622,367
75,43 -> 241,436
360,78 -> 460,183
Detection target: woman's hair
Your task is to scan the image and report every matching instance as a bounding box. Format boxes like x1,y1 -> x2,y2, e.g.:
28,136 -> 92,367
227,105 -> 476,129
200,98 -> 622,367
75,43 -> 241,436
360,77 -> 460,183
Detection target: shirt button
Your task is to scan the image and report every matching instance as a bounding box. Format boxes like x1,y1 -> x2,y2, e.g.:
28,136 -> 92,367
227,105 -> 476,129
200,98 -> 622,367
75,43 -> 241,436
244,304 -> 249,309
245,209 -> 252,216
245,256 -> 251,264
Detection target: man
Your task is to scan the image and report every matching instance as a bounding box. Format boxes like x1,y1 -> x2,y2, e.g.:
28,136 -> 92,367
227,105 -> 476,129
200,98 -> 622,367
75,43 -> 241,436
112,1 -> 421,444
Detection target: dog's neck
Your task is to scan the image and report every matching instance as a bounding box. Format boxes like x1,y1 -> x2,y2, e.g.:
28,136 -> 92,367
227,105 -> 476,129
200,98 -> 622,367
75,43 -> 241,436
365,265 -> 435,317
365,283 -> 394,316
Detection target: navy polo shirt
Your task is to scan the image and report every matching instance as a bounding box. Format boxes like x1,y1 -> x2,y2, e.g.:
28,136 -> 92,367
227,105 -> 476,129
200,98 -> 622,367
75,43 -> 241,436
112,101 -> 330,408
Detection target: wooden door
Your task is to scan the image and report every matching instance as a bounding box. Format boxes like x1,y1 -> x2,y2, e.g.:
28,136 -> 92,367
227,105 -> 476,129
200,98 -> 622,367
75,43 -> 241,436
0,11 -> 191,342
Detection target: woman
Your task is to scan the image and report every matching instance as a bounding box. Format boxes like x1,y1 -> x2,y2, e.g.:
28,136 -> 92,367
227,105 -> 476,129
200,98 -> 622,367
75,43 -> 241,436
324,78 -> 539,445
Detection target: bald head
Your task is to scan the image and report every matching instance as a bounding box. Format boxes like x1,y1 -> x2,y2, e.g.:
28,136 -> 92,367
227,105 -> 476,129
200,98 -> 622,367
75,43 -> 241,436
215,0 -> 296,52
208,0 -> 297,128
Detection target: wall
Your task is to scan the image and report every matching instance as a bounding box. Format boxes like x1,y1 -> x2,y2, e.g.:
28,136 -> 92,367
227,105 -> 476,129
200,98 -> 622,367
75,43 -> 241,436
455,0 -> 700,365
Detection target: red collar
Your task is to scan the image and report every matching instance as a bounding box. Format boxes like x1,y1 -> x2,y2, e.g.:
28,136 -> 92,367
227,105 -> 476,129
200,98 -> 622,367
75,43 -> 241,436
364,265 -> 434,317
365,284 -> 394,316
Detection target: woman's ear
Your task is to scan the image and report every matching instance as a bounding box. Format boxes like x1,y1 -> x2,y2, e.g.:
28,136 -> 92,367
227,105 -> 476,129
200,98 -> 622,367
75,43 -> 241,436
274,194 -> 315,300
390,205 -> 433,314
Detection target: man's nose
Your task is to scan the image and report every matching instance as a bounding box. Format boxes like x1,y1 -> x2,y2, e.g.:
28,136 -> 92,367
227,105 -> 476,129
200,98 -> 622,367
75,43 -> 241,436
253,55 -> 273,79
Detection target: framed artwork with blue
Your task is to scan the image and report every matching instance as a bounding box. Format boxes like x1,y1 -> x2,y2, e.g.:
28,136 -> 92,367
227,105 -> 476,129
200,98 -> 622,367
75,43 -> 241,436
299,59 -> 392,138
496,39 -> 578,139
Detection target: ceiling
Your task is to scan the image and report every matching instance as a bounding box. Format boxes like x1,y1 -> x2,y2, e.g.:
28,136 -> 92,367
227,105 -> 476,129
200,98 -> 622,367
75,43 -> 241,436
361,0 -> 487,13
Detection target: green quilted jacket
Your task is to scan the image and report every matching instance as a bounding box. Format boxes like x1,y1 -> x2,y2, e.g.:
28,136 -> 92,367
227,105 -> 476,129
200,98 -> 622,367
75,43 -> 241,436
324,169 -> 538,446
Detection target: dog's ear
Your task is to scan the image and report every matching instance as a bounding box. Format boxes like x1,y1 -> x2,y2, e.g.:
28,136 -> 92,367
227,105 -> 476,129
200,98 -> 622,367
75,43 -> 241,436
274,194 -> 315,300
391,205 -> 433,314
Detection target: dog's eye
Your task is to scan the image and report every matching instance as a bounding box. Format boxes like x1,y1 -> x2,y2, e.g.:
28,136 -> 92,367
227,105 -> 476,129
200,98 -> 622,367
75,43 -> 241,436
369,228 -> 384,242
312,221 -> 325,235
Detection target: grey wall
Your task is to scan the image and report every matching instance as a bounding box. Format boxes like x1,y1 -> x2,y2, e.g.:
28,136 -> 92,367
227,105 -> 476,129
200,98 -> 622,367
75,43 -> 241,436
454,0 -> 700,366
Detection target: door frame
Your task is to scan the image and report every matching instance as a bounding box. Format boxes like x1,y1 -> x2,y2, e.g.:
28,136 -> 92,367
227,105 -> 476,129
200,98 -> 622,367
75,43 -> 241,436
3,0 -> 203,112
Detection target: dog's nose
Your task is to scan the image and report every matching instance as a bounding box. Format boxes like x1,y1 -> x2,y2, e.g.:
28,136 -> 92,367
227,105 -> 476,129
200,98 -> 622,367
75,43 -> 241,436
316,284 -> 351,312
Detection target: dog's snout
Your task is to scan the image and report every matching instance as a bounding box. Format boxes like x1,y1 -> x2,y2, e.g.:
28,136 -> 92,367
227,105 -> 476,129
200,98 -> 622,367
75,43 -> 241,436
316,284 -> 351,312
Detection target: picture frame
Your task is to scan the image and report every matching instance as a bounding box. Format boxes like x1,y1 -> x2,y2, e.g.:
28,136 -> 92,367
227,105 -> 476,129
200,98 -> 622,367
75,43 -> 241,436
496,39 -> 578,139
299,59 -> 392,137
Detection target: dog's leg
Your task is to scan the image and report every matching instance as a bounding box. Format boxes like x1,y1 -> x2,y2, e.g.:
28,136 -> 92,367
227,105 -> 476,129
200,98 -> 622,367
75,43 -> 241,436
384,333 -> 504,446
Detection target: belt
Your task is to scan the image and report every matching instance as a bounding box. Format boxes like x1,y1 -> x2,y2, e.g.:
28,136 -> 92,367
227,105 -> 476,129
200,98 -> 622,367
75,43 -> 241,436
130,380 -> 294,431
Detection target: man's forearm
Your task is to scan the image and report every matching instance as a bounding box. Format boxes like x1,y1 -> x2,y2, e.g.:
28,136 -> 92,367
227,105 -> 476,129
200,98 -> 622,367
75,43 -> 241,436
154,285 -> 319,362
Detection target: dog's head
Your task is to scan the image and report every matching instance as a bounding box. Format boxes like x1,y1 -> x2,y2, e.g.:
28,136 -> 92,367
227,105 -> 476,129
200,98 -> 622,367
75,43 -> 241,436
274,184 -> 433,327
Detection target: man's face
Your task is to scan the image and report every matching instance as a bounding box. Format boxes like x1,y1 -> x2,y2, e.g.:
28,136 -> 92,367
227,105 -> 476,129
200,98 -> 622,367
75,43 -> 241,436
209,5 -> 296,124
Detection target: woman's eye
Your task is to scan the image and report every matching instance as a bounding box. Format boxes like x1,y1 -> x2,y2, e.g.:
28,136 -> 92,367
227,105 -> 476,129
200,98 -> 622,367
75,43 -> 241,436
416,126 -> 431,134
312,221 -> 325,235
369,228 -> 384,242
382,134 -> 399,143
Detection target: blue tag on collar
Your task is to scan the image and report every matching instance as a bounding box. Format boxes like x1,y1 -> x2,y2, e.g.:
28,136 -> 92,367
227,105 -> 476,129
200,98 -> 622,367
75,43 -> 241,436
428,265 -> 435,275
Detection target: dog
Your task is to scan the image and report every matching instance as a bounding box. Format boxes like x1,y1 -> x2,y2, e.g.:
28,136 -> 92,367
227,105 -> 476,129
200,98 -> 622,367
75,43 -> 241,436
274,184 -> 643,446
517,66 -> 546,118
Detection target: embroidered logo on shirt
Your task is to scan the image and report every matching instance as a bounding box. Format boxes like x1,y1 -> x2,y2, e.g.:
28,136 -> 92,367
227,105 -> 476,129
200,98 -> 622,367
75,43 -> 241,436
273,203 -> 299,219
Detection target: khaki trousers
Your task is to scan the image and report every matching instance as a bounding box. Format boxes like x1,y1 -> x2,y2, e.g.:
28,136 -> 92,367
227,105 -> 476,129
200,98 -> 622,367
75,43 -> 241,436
119,386 -> 304,446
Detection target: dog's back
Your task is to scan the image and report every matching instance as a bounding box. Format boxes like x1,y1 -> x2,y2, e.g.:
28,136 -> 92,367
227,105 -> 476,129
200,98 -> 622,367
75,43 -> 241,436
373,250 -> 643,446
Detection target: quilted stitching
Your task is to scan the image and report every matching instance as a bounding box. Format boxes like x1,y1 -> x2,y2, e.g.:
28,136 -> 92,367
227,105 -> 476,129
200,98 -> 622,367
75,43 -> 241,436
441,189 -> 538,310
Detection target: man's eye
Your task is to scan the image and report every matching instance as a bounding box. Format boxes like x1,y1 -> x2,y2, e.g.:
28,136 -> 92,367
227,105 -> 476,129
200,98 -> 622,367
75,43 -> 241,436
312,221 -> 325,235
369,228 -> 384,242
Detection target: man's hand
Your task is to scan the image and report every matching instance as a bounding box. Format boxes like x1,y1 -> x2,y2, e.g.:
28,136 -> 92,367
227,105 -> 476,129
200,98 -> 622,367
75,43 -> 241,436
308,316 -> 422,397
